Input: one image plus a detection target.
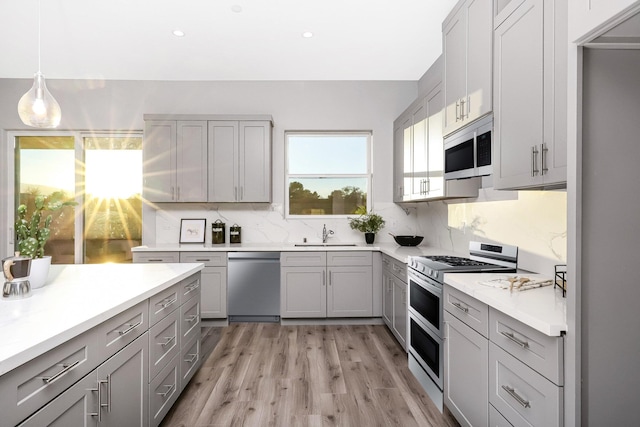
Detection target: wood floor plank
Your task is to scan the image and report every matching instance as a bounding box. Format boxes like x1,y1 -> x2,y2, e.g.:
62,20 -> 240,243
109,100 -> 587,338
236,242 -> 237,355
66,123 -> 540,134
161,324 -> 459,427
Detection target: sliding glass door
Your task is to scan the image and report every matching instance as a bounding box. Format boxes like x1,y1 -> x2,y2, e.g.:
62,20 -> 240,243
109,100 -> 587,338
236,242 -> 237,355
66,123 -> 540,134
13,132 -> 142,264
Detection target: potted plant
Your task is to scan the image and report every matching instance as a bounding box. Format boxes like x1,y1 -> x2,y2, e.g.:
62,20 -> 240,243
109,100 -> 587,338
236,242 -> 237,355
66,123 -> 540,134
15,193 -> 76,288
348,206 -> 385,244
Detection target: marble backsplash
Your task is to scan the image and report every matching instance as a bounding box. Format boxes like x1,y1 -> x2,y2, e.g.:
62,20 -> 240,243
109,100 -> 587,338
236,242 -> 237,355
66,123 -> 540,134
149,189 -> 567,276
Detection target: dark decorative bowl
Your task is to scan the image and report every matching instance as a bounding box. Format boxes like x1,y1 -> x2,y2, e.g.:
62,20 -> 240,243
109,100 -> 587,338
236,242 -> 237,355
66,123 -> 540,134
393,235 -> 424,246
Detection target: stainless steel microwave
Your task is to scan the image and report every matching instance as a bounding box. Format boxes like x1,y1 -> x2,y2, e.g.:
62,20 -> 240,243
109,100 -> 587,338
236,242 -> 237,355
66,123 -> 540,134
444,114 -> 493,180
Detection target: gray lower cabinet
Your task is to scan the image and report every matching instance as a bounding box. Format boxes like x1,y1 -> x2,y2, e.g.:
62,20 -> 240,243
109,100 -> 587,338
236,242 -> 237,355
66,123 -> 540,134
18,332 -> 149,427
381,255 -> 408,349
180,252 -> 227,319
443,284 -> 564,427
280,251 -> 373,318
444,286 -> 489,427
3,272 -> 201,427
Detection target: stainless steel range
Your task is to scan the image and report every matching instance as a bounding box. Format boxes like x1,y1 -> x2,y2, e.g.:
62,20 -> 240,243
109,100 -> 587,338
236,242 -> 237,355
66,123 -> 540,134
407,241 -> 518,412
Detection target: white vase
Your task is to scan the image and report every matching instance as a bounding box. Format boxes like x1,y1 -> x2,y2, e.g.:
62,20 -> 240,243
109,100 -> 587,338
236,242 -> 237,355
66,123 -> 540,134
28,256 -> 52,289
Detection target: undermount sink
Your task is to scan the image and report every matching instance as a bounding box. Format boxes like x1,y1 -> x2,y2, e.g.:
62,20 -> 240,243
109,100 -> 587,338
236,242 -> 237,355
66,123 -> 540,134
294,243 -> 358,247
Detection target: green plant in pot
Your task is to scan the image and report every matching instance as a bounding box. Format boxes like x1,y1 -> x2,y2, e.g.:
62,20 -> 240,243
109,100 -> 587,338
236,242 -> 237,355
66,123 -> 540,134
15,194 -> 76,288
348,206 -> 385,244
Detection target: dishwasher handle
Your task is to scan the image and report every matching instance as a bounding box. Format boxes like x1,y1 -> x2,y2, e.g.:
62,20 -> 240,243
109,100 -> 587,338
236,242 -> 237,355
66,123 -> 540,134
227,252 -> 281,261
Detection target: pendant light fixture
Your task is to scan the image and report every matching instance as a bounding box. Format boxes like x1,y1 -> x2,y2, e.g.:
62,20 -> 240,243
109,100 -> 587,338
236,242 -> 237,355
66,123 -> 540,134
18,0 -> 61,128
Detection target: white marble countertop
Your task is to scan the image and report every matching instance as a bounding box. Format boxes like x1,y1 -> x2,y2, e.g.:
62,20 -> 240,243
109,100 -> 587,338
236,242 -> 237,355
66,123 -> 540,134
132,242 -> 459,264
0,263 -> 203,376
444,272 -> 567,336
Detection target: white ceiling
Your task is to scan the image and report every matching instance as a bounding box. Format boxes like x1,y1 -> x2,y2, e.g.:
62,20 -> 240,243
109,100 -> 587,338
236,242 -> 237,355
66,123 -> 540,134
0,0 -> 458,81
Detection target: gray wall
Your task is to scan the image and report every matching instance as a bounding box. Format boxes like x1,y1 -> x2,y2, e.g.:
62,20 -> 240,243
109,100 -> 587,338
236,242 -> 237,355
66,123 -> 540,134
581,48 -> 640,425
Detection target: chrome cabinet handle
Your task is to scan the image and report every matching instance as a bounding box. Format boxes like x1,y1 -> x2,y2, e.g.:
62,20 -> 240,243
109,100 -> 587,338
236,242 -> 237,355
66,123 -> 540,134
185,280 -> 200,292
500,331 -> 529,349
531,145 -> 539,176
502,385 -> 531,408
89,386 -> 100,421
158,336 -> 176,347
185,353 -> 198,364
455,100 -> 460,122
118,321 -> 142,336
147,258 -> 164,262
185,314 -> 198,323
541,143 -> 548,175
451,301 -> 469,313
158,297 -> 177,309
41,359 -> 81,384
157,383 -> 175,398
323,270 -> 326,286
460,98 -> 466,120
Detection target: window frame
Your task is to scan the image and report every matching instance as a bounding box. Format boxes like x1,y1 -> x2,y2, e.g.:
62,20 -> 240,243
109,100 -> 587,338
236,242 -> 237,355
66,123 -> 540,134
285,130 -> 373,218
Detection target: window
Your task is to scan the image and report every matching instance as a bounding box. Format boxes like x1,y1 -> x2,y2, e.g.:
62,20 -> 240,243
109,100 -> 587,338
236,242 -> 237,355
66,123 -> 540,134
286,131 -> 371,216
14,132 -> 142,264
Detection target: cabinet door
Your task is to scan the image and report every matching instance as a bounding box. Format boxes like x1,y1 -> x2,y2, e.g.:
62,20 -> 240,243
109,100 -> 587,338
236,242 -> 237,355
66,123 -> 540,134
17,374 -> 97,427
176,121 -> 208,202
143,121 -> 177,202
97,333 -> 149,427
443,5 -> 468,136
392,277 -> 407,349
426,83 -> 445,198
444,310 -> 489,427
200,266 -> 227,318
382,270 -> 394,327
401,114 -> 413,200
280,266 -> 326,318
393,119 -> 405,202
411,101 -> 428,199
465,0 -> 493,122
327,266 -> 373,317
493,0 -> 545,189
208,121 -> 238,202
239,121 -> 271,202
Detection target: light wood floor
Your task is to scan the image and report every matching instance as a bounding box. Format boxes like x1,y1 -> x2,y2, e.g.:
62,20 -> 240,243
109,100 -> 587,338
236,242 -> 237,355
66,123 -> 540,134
161,323 -> 459,427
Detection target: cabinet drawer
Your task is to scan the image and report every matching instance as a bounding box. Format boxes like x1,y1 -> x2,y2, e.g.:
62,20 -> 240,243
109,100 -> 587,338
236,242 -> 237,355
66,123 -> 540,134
281,251 -> 327,267
96,300 -> 148,361
180,252 -> 227,267
149,309 -> 180,381
180,297 -> 201,346
490,308 -> 563,385
149,284 -> 180,326
0,331 -> 97,427
133,252 -> 179,263
382,255 -> 406,280
179,273 -> 202,304
327,251 -> 372,266
444,285 -> 489,338
180,335 -> 201,390
149,354 -> 180,427
489,343 -> 563,427
489,404 -> 513,427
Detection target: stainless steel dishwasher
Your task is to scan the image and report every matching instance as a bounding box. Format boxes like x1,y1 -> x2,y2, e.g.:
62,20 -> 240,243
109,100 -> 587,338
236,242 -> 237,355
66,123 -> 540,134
227,252 -> 281,322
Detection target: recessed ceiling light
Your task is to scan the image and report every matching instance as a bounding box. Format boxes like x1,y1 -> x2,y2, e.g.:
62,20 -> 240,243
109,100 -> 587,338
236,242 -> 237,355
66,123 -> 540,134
302,31 -> 313,38
172,29 -> 185,37
231,5 -> 243,13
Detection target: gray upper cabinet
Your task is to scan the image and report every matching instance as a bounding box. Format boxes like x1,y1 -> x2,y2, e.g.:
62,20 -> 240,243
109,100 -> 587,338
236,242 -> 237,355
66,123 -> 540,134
443,0 -> 493,137
493,0 -> 567,190
208,120 -> 272,203
143,120 -> 208,202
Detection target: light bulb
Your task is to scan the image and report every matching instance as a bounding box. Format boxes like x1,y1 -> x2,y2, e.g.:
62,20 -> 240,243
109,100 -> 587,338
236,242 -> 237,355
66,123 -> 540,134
18,72 -> 61,128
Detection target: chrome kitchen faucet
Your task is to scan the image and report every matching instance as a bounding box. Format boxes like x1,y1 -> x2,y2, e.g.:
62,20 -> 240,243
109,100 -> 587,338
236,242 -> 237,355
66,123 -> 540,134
322,224 -> 334,243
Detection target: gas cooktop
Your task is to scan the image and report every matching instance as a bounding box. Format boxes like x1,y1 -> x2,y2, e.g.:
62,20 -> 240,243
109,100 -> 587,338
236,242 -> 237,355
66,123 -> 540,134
408,242 -> 518,282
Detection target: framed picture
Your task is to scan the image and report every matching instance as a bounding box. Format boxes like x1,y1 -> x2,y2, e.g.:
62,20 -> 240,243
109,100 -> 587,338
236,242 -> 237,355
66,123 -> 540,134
179,219 -> 206,243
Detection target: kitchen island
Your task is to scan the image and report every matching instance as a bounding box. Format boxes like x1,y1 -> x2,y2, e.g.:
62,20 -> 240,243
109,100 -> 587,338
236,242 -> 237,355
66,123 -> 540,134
0,262 -> 203,426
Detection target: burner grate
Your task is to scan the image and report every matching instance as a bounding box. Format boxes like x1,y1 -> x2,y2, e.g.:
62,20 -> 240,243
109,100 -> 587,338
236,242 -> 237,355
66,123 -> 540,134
427,255 -> 494,267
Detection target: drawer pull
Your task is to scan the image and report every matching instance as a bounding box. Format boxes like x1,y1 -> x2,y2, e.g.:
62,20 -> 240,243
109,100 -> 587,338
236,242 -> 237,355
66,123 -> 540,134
118,321 -> 142,336
185,353 -> 198,363
500,331 -> 530,349
186,314 -> 198,323
451,302 -> 469,313
194,258 -> 210,262
185,281 -> 200,292
41,359 -> 81,384
158,297 -> 177,309
158,336 -> 176,347
502,385 -> 531,408
147,259 -> 164,262
157,383 -> 175,398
